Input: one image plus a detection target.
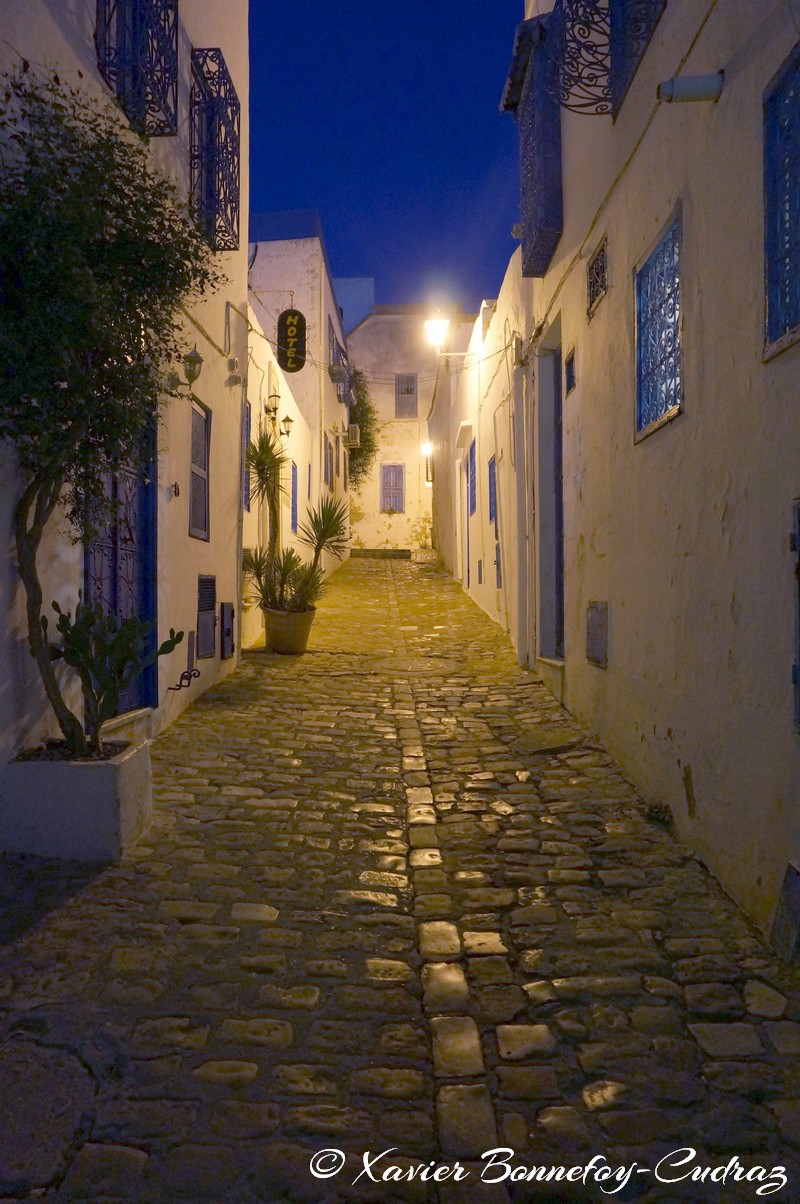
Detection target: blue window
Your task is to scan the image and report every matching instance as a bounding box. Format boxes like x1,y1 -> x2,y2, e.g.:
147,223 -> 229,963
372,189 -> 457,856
381,465 -> 405,513
488,456 -> 497,530
518,16 -> 563,277
636,215 -> 682,435
468,440 -> 477,516
565,349 -> 576,395
609,0 -> 666,114
291,462 -> 298,533
96,0 -> 178,136
190,48 -> 240,251
395,374 -> 418,418
242,400 -> 251,512
765,46 -> 800,347
189,401 -> 210,540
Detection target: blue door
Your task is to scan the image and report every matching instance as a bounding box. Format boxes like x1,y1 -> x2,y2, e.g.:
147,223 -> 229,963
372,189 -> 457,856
86,447 -> 157,715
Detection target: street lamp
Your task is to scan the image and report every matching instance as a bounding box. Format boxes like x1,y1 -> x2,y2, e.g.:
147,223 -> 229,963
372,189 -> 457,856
424,316 -> 451,351
280,415 -> 294,438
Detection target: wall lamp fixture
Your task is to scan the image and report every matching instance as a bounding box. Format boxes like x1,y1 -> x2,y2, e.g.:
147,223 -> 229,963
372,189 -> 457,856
182,346 -> 204,386
280,415 -> 294,438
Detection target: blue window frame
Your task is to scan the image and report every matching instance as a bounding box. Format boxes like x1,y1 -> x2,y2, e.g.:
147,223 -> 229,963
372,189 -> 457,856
291,462 -> 298,533
609,0 -> 666,114
95,0 -> 178,136
468,440 -> 477,516
242,401 -> 251,512
636,214 -> 682,436
189,400 -> 210,540
765,46 -> 800,348
565,349 -> 576,395
381,465 -> 405,513
488,456 -> 497,529
518,16 -> 563,277
190,48 -> 240,251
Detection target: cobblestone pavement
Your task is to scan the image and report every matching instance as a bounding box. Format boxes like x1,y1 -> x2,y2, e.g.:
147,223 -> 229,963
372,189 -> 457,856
1,557 -> 800,1203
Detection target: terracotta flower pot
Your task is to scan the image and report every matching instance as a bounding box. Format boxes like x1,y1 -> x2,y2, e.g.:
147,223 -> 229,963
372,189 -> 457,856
263,607 -> 316,654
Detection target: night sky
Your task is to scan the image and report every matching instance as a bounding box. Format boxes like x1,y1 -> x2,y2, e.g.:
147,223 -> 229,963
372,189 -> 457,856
248,2 -> 523,313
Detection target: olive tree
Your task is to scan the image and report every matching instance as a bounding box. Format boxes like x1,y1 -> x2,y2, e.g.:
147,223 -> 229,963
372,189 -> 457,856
0,66 -> 222,752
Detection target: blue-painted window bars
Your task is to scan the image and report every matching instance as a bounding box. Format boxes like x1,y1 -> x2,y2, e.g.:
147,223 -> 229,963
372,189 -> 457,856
190,48 -> 240,252
765,45 -> 800,347
635,215 -> 682,435
96,0 -> 178,136
468,440 -> 477,516
381,465 -> 405,513
609,0 -> 666,113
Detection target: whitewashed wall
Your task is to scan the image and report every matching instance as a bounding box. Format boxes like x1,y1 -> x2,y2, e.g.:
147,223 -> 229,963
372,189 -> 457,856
0,0 -> 250,757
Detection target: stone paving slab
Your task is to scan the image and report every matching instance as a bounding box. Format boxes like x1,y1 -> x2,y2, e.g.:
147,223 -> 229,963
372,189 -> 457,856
0,558 -> 798,1201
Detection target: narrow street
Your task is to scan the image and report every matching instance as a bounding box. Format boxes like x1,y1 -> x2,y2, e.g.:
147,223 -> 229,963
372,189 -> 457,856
1,557 -> 799,1202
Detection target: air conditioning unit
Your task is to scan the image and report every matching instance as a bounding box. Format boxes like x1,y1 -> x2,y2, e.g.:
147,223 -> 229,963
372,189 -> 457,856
346,424 -> 360,448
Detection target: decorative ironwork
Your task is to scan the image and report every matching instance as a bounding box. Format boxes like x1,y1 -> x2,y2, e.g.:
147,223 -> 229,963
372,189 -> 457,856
565,348 -> 576,394
85,455 -> 157,714
765,46 -> 800,346
636,216 -> 682,433
190,48 -> 241,251
545,0 -> 611,115
518,17 -> 563,277
609,0 -> 666,113
587,237 -> 608,314
95,0 -> 177,136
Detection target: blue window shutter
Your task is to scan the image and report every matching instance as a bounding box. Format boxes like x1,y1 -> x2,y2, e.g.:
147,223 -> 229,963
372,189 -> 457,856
196,575 -> 216,658
189,401 -> 210,539
381,465 -> 405,513
243,400 -> 251,511
220,601 -> 235,659
488,456 -> 496,524
765,46 -> 800,345
518,16 -> 563,277
495,542 -> 503,589
469,440 -> 476,516
291,462 -> 298,532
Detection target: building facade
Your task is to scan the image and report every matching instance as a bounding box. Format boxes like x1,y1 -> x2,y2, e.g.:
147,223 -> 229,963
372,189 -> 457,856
0,0 -> 250,758
347,306 -> 453,553
248,212 -> 352,579
431,0 -> 800,942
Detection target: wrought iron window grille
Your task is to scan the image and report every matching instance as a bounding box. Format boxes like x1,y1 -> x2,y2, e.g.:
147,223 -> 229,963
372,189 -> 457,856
543,0 -> 612,115
765,46 -> 800,349
609,0 -> 666,114
587,237 -> 609,315
565,349 -> 576,395
635,213 -> 682,436
190,48 -> 241,252
96,0 -> 178,136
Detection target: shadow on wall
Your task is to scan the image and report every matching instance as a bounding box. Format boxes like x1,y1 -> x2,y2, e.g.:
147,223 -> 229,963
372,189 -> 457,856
0,857 -> 100,946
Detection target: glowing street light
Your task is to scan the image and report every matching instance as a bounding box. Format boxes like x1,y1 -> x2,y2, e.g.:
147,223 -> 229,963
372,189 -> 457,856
424,316 -> 450,351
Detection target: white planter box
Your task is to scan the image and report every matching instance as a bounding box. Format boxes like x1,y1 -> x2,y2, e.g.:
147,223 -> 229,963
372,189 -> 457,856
0,741 -> 152,862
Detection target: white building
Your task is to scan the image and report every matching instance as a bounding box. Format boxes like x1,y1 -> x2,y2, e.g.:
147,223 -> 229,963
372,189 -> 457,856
248,212 -> 352,578
346,305 -> 468,554
431,0 -> 800,946
0,0 -> 250,756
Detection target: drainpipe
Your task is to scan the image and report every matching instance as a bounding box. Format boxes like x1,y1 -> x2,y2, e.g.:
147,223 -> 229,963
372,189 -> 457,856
513,356 -> 528,666
657,72 -> 724,103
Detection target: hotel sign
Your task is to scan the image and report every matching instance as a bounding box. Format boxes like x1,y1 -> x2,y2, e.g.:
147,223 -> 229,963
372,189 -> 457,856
277,308 -> 306,373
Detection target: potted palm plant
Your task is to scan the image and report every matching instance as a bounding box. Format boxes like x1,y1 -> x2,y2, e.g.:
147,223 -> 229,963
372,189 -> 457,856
243,496 -> 349,654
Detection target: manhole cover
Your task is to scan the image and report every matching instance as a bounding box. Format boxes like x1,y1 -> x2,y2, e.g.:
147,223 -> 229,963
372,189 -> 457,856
369,656 -> 463,676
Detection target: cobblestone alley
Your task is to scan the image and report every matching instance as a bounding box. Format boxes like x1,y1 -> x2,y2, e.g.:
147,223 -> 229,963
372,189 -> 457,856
1,557 -> 799,1203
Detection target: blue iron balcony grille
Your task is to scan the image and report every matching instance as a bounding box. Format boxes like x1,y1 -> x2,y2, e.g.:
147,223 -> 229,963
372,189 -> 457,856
95,0 -> 177,136
545,0 -> 612,115
588,237 -> 608,314
636,215 -> 682,434
765,46 -> 800,347
609,0 -> 666,114
518,18 -> 564,277
190,48 -> 241,252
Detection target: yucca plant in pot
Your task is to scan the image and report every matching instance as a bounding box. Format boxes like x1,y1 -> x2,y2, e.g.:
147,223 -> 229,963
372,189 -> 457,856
243,497 -> 349,654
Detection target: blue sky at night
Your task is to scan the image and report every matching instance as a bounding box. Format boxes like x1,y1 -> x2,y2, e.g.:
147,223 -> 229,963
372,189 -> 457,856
248,2 -> 523,313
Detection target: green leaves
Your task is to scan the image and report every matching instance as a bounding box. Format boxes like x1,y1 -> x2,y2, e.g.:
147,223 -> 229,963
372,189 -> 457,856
348,368 -> 380,490
298,496 -> 350,570
242,547 -> 326,614
50,595 -> 183,754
